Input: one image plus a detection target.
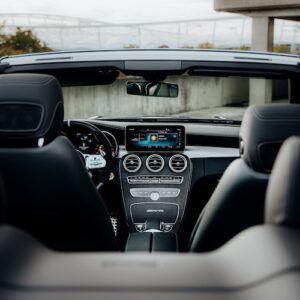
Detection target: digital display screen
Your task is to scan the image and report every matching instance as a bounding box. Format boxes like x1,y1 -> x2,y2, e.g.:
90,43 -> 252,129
126,126 -> 185,152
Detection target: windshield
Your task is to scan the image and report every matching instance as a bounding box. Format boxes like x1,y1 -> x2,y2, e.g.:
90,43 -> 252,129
62,74 -> 288,121
0,0 -> 295,120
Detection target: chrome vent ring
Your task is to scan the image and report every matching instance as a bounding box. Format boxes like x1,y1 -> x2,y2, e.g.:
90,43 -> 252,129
123,154 -> 142,173
146,154 -> 165,173
169,154 -> 187,173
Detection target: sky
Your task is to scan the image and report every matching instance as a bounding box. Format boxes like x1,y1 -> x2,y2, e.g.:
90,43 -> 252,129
1,0 -> 231,24
1,0 -> 298,50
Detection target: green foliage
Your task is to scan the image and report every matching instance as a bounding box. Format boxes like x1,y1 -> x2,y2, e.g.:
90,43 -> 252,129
273,44 -> 290,54
197,42 -> 213,49
123,43 -> 140,48
158,44 -> 169,48
0,25 -> 52,56
239,45 -> 250,51
180,44 -> 194,49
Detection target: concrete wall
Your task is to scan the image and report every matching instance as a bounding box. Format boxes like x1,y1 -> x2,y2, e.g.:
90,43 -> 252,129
62,76 -> 250,119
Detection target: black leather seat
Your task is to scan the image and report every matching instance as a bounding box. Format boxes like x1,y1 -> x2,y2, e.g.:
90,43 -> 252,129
265,136 -> 300,228
1,140 -> 300,299
189,104 -> 300,252
0,73 -> 118,251
0,174 -> 6,225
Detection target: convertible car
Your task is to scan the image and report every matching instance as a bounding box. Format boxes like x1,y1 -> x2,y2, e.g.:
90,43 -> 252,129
0,49 -> 300,299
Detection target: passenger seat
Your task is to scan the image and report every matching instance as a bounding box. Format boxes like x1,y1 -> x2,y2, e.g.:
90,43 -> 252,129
189,104 -> 300,252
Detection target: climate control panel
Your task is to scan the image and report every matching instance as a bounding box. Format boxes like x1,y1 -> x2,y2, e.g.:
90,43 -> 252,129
130,188 -> 180,199
127,175 -> 183,184
120,153 -> 192,233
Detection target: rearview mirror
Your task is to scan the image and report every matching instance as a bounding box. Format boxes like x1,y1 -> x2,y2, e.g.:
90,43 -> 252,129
127,81 -> 178,98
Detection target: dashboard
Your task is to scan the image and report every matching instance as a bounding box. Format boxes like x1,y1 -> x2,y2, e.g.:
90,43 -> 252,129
65,120 -> 240,237
120,125 -> 190,233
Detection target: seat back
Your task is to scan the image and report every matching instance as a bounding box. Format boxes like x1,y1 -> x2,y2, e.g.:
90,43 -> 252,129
189,104 -> 300,252
265,136 -> 300,228
0,74 -> 117,251
0,174 -> 6,225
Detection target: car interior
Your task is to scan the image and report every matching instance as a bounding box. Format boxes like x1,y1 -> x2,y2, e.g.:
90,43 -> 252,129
1,127 -> 300,299
0,51 -> 300,299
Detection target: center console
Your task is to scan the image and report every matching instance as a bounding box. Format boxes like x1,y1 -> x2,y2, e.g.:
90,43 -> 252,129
120,125 -> 192,236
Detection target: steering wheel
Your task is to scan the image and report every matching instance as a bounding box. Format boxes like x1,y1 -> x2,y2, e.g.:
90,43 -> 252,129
62,120 -> 114,189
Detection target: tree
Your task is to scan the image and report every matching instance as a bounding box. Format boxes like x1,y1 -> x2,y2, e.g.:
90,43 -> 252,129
0,26 -> 52,56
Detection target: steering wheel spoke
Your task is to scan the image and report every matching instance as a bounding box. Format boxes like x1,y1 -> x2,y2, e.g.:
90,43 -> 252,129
62,120 -> 114,187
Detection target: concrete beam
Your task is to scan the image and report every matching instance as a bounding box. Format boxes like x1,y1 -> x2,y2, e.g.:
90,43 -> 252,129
214,0 -> 300,13
243,8 -> 300,19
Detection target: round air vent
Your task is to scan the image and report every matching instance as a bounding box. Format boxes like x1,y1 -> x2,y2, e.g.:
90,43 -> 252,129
169,154 -> 187,173
146,154 -> 165,173
123,154 -> 142,173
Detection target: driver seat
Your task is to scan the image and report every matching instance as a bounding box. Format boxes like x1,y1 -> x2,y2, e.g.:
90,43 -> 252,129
0,73 -> 118,251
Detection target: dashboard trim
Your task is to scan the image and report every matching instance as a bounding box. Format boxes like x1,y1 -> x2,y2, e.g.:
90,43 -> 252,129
118,145 -> 239,159
146,154 -> 165,173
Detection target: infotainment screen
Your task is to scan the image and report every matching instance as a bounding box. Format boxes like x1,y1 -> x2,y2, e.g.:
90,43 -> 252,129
126,126 -> 185,152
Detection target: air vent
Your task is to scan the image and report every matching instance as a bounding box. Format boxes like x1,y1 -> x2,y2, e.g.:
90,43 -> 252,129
123,154 -> 142,173
169,154 -> 187,173
146,154 -> 165,173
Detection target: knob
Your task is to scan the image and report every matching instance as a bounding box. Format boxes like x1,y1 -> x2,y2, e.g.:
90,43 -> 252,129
150,192 -> 160,201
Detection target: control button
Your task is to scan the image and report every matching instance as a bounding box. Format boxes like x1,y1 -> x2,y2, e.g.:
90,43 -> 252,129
150,179 -> 159,183
150,192 -> 160,201
141,191 -> 149,196
130,188 -> 180,198
127,175 -> 183,184
161,223 -> 173,232
135,224 -> 146,232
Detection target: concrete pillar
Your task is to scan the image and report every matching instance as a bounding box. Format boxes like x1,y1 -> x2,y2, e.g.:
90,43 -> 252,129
251,16 -> 274,51
250,17 -> 274,105
249,79 -> 273,105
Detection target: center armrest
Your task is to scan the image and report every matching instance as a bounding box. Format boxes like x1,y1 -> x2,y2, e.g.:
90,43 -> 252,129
125,232 -> 178,252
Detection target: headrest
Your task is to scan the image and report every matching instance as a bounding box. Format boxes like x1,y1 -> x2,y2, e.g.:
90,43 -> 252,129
265,136 -> 300,227
239,104 -> 300,173
0,74 -> 64,145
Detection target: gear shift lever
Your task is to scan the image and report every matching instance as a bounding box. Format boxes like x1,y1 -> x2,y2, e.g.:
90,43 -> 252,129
145,219 -> 162,232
